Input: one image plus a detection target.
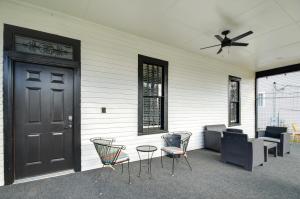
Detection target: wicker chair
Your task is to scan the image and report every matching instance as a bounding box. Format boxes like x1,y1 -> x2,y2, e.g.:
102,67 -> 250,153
161,132 -> 192,176
90,137 -> 131,184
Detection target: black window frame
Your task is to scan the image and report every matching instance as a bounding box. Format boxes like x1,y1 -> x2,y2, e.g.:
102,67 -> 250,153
138,54 -> 168,136
228,75 -> 241,127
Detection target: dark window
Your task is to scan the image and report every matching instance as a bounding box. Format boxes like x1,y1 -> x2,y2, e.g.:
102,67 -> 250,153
228,76 -> 241,126
138,55 -> 168,135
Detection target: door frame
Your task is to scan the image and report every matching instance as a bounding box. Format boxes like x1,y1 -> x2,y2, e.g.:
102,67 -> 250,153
3,24 -> 81,185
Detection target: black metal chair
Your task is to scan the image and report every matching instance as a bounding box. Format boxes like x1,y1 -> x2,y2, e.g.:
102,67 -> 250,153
90,137 -> 131,184
161,132 -> 192,176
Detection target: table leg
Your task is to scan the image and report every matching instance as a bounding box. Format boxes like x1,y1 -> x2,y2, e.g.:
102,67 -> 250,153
137,151 -> 142,177
147,152 -> 150,173
161,150 -> 163,168
264,146 -> 268,162
274,147 -> 277,157
149,151 -> 155,178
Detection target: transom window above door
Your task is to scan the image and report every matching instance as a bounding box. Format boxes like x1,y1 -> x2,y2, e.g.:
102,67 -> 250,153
138,55 -> 168,136
15,35 -> 74,60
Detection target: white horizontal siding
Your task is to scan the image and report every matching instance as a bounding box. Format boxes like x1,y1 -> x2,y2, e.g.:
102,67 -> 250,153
0,0 -> 255,186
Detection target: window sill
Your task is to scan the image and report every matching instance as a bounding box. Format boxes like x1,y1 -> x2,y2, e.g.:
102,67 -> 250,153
138,129 -> 168,136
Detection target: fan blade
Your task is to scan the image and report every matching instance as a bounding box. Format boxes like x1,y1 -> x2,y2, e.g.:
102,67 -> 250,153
215,35 -> 223,42
231,31 -> 253,41
217,47 -> 223,54
200,44 -> 221,50
231,42 -> 249,46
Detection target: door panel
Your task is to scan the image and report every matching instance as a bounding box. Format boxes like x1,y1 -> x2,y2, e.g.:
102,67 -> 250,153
51,89 -> 65,122
14,62 -> 74,179
27,87 -> 42,123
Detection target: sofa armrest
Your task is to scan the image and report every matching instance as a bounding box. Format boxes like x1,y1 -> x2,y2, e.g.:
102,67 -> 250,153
280,132 -> 290,142
248,139 -> 264,167
248,138 -> 264,149
256,130 -> 265,138
280,132 -> 291,155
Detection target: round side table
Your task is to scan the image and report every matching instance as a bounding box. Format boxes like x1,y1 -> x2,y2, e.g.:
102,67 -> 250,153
136,145 -> 157,178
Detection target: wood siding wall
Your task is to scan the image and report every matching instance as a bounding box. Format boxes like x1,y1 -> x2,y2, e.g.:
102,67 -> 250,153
0,1 -> 255,185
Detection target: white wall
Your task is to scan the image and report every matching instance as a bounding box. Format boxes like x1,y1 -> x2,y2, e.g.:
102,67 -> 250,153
0,0 -> 255,185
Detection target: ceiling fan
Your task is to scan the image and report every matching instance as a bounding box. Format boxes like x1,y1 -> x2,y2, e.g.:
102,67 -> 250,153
200,30 -> 253,54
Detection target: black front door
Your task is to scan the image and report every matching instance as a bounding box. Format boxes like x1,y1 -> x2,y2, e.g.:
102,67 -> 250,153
14,62 -> 74,179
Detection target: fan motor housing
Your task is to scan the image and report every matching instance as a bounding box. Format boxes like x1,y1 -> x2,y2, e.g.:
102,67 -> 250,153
221,30 -> 230,36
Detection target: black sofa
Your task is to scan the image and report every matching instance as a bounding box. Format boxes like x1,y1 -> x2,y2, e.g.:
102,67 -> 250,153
221,132 -> 264,171
256,126 -> 291,157
203,124 -> 243,152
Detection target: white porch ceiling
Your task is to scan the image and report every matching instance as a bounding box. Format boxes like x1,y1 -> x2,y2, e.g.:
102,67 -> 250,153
10,0 -> 300,71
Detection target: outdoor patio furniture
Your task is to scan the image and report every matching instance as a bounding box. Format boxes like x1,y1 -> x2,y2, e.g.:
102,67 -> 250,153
256,126 -> 290,156
263,141 -> 277,162
161,132 -> 192,176
291,123 -> 300,143
221,132 -> 264,171
203,124 -> 243,152
163,133 -> 181,158
136,145 -> 157,178
90,137 -> 131,184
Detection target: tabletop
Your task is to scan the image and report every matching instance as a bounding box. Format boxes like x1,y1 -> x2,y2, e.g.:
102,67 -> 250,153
136,145 -> 157,152
263,141 -> 277,147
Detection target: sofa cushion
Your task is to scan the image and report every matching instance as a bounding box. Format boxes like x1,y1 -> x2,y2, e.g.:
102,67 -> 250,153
205,124 -> 226,134
102,151 -> 129,164
225,128 -> 243,134
221,132 -> 249,158
265,126 -> 287,139
223,132 -> 248,143
161,147 -> 184,155
258,137 -> 280,143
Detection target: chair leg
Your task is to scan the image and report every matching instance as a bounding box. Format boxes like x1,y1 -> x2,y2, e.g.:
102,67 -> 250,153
161,150 -> 163,168
121,163 -> 124,174
127,160 -> 131,184
184,155 -> 192,171
172,156 -> 175,176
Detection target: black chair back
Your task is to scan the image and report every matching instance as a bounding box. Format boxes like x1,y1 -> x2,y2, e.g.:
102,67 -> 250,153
222,132 -> 249,155
265,126 -> 287,139
163,134 -> 181,158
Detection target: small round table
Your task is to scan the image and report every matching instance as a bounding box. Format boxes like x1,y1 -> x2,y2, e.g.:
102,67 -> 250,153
136,145 -> 157,178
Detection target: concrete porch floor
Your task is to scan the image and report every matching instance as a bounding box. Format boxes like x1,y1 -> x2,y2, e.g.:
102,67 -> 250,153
0,144 -> 299,199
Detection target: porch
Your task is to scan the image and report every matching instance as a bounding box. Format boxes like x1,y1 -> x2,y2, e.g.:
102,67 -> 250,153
1,0 -> 300,197
0,144 -> 299,199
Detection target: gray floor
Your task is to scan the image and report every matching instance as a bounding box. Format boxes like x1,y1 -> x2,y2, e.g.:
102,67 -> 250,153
1,144 -> 300,199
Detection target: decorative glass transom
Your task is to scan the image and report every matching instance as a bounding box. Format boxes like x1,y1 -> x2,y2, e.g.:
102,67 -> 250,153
15,35 -> 73,60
